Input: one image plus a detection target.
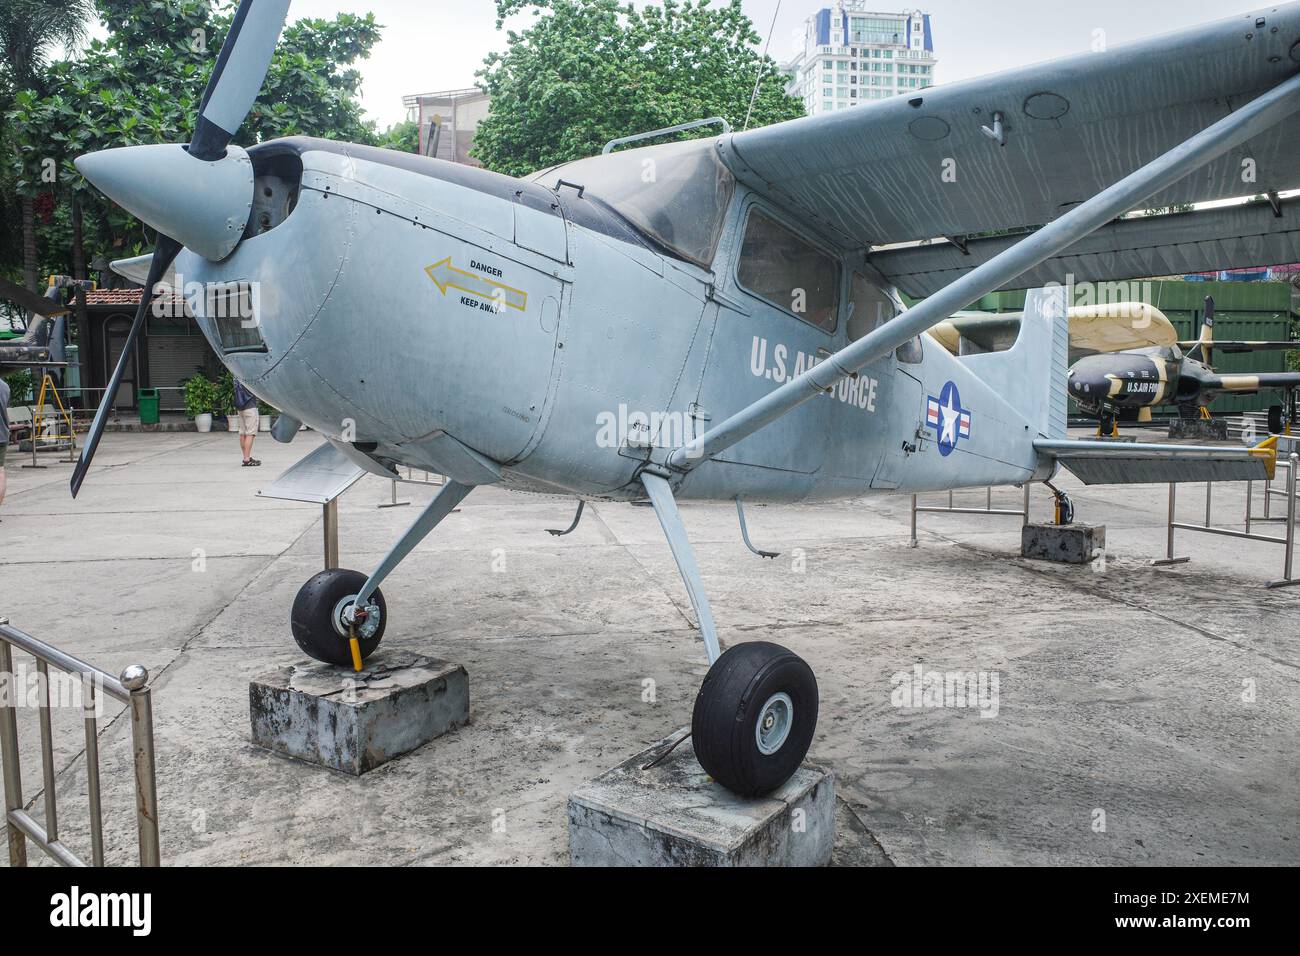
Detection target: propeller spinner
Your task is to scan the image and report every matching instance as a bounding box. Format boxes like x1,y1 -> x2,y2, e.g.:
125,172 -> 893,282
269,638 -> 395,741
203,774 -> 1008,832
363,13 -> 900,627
69,0 -> 292,497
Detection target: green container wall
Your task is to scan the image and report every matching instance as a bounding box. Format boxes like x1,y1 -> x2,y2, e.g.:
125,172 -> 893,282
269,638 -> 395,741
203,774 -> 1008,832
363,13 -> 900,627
958,281 -> 1295,415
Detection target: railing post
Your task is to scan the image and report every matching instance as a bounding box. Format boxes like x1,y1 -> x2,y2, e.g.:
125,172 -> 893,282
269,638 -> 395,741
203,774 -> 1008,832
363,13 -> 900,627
1285,454 -> 1298,583
323,499 -> 339,570
1245,480 -> 1253,536
1023,484 -> 1030,527
909,494 -> 918,548
122,666 -> 160,867
0,620 -> 28,867
1167,482 -> 1177,558
83,681 -> 105,867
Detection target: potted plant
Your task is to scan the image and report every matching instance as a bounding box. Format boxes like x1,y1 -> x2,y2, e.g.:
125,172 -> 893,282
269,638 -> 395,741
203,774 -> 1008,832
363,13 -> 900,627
215,371 -> 239,431
182,375 -> 219,432
258,399 -> 274,431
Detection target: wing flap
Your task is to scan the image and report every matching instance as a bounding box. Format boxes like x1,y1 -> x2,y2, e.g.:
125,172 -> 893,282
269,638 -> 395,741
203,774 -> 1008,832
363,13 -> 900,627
874,195 -> 1300,298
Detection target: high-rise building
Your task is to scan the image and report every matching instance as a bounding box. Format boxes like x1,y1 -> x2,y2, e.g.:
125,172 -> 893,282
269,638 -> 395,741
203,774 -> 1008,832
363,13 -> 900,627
783,4 -> 936,116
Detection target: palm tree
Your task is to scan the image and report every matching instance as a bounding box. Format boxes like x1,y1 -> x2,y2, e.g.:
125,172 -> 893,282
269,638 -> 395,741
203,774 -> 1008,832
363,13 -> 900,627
0,0 -> 96,291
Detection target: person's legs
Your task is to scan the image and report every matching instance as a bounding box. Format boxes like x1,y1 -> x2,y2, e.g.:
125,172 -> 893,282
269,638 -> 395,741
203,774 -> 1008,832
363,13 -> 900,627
239,409 -> 260,464
247,409 -> 258,462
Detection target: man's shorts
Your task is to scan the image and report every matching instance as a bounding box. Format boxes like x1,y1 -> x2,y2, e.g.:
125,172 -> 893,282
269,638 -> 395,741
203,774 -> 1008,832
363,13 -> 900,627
236,407 -> 260,436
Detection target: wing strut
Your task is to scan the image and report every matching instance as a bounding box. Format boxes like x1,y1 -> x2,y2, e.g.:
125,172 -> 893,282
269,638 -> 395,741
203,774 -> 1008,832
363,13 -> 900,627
667,70 -> 1300,472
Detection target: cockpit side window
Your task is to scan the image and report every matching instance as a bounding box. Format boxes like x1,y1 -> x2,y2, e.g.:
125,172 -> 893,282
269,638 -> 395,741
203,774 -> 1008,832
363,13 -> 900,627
736,208 -> 840,332
529,138 -> 734,268
848,272 -> 921,363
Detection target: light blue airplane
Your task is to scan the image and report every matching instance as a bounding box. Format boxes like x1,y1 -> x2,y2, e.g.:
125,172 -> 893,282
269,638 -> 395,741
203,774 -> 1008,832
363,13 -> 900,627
72,1 -> 1298,795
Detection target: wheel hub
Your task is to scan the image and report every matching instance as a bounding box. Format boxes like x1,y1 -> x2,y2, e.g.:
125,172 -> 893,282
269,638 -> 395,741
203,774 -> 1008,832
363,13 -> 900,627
755,691 -> 793,756
331,594 -> 381,640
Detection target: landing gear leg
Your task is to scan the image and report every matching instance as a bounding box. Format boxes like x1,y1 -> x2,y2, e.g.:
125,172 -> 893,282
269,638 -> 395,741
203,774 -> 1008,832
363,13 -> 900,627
641,470 -> 816,796
290,478 -> 475,668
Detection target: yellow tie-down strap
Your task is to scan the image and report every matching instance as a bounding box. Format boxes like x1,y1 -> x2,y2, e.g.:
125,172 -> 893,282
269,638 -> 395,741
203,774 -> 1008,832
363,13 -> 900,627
1249,436 -> 1279,480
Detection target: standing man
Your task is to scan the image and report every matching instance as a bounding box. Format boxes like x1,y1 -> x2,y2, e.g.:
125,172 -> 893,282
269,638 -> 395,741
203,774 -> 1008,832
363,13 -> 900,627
233,378 -> 261,467
0,376 -> 10,514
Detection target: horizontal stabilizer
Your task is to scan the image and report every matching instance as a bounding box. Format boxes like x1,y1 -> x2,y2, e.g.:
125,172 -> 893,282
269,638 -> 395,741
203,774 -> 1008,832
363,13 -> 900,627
1035,437 -> 1276,485
110,254 -> 179,290
257,441 -> 367,504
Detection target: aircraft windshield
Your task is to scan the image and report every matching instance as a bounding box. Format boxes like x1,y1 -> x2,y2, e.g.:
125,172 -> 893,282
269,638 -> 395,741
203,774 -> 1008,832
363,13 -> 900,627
531,138 -> 734,268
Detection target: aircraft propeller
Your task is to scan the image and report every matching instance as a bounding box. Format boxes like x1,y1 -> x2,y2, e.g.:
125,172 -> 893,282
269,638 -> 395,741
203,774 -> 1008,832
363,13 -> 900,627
69,0 -> 292,497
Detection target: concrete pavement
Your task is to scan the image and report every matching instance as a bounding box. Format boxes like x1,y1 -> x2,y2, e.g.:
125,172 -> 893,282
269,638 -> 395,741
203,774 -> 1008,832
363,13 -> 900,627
0,429 -> 1296,865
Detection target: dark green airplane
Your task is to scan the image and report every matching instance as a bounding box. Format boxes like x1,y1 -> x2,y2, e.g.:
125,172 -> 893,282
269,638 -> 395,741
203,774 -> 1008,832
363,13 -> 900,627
1067,297 -> 1300,434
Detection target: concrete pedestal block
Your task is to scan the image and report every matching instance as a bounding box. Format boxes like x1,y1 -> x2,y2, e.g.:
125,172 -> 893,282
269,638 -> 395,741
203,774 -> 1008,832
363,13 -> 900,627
1022,522 -> 1105,564
249,650 -> 468,775
568,729 -> 834,867
1169,418 -> 1228,440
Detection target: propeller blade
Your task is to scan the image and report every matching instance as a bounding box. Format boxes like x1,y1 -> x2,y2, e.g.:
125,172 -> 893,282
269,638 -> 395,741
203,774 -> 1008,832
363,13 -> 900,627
70,235 -> 183,498
189,0 -> 292,161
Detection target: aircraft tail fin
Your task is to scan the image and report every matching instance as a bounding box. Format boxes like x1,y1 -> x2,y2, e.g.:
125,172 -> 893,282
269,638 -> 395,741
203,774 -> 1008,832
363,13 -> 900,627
1193,296 -> 1215,364
957,286 -> 1069,439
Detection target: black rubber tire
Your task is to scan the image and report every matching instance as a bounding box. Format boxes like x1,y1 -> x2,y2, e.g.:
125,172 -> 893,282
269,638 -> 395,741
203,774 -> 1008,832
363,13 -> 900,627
691,641 -> 818,797
1268,404 -> 1284,436
290,569 -> 386,667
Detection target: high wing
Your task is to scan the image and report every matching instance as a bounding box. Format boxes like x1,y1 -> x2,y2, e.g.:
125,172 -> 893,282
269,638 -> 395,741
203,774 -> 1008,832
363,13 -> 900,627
932,303 -> 1179,355
720,4 -> 1300,285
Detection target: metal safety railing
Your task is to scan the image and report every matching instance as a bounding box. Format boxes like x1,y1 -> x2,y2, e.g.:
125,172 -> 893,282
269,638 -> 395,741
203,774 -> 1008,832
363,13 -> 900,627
1152,452 -> 1300,589
378,468 -> 448,511
910,484 -> 1032,547
0,618 -> 160,867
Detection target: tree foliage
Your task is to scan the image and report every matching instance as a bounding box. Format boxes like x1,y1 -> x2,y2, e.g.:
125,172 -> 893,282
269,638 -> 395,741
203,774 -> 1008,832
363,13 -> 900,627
3,0 -> 382,277
473,0 -> 803,176
0,0 -> 96,90
377,118 -> 420,154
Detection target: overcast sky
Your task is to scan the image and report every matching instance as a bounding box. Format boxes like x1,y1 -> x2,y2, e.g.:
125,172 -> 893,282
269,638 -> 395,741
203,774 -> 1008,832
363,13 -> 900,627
88,1 -> 1259,130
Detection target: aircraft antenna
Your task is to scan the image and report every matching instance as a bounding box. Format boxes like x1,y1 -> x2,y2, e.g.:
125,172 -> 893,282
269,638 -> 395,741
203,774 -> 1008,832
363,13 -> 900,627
743,1 -> 782,132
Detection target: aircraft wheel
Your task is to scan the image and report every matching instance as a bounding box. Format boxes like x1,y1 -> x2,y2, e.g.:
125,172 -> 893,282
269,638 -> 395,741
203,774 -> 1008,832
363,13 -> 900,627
1268,404 -> 1284,436
1098,412 -> 1117,437
691,641 -> 818,797
290,569 -> 386,667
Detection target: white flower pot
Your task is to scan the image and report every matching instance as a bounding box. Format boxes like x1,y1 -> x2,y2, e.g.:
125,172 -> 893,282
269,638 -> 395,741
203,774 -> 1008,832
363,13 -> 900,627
259,416 -> 271,432
228,416 -> 241,432
195,413 -> 213,433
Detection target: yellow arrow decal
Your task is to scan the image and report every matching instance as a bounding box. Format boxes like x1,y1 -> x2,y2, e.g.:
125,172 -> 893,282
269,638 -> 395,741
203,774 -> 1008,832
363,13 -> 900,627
425,257 -> 528,312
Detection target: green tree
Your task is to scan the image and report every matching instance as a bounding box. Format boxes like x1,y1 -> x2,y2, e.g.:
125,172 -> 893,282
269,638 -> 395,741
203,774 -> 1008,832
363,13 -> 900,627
0,0 -> 96,290
6,1 -> 382,280
473,0 -> 803,177
378,119 -> 420,153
